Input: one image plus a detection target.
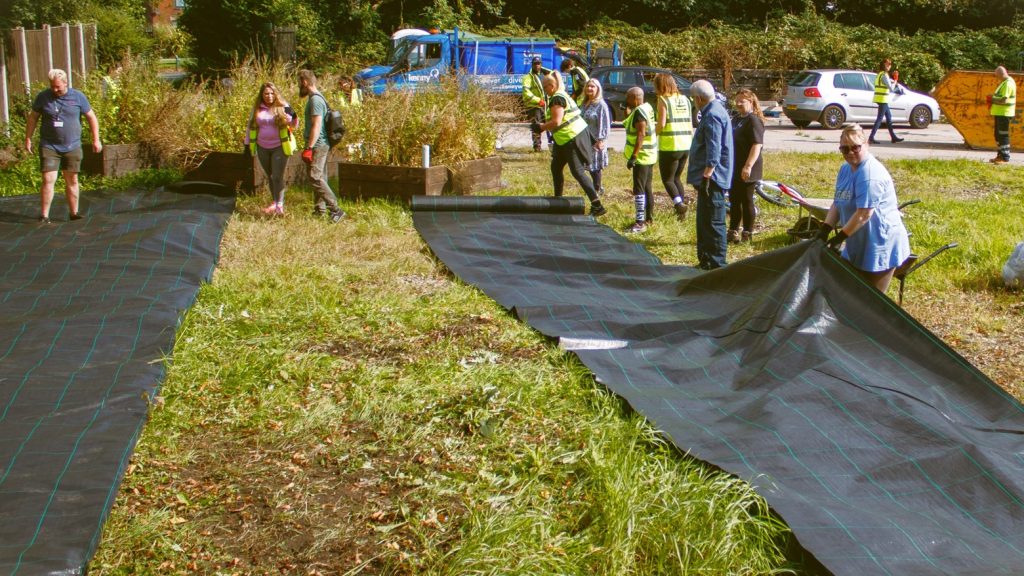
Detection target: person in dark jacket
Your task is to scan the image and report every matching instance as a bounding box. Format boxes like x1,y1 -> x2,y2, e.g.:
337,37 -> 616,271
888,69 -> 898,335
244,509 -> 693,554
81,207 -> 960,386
686,79 -> 733,270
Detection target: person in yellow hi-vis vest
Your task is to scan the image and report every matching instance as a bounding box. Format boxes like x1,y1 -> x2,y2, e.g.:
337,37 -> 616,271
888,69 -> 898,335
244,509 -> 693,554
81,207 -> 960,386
522,57 -> 549,152
532,75 -> 606,216
654,73 -> 693,222
337,76 -> 363,108
623,86 -> 658,233
243,81 -> 298,216
988,66 -> 1016,164
869,58 -> 904,144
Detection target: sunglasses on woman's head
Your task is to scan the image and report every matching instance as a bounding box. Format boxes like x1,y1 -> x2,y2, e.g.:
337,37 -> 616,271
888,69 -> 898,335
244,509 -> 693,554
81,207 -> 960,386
839,144 -> 862,154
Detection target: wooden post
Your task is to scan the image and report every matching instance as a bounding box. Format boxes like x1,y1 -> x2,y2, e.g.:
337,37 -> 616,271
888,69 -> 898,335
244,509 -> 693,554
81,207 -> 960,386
18,27 -> 30,95
44,24 -> 53,72
1,38 -> 9,134
77,23 -> 87,80
63,24 -> 73,87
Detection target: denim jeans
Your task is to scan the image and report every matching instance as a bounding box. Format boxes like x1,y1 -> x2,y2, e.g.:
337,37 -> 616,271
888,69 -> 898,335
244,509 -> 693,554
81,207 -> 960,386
696,181 -> 728,269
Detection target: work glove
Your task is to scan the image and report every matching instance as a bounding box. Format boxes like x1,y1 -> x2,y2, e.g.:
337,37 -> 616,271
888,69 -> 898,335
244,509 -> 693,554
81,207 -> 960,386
626,157 -> 637,170
892,70 -> 899,82
814,222 -> 833,242
986,95 -> 993,105
538,99 -> 546,108
826,230 -> 848,250
530,120 -> 542,134
301,148 -> 314,165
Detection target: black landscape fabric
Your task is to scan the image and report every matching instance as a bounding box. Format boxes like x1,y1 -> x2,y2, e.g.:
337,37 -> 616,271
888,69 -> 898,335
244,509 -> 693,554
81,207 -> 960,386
0,183 -> 234,574
412,196 -> 1024,576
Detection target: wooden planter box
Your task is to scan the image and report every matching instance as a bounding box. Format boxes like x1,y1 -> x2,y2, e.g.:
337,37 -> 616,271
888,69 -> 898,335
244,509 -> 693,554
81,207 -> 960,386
182,150 -> 346,194
81,143 -> 153,178
337,156 -> 502,201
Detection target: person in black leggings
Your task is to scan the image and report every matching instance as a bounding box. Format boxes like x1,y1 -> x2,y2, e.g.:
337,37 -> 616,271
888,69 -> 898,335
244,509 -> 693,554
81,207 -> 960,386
654,73 -> 695,222
729,89 -> 765,243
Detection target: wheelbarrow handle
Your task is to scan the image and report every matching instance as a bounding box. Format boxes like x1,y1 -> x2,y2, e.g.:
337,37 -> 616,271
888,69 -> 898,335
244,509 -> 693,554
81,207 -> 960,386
903,242 -> 958,277
898,199 -> 922,211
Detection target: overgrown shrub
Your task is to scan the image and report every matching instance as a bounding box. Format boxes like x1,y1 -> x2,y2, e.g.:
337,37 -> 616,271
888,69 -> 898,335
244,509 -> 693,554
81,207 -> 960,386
344,76 -> 502,166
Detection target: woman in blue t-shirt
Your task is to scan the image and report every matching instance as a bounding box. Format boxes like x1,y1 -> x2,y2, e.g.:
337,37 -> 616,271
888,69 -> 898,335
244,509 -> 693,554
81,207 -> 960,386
817,124 -> 910,291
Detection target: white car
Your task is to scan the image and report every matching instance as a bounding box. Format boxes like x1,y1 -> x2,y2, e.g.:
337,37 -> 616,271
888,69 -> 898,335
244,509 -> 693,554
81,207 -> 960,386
782,69 -> 940,130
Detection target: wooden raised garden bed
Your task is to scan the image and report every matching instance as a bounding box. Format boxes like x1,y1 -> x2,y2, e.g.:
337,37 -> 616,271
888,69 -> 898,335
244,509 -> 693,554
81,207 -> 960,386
81,143 -> 153,178
337,156 -> 502,200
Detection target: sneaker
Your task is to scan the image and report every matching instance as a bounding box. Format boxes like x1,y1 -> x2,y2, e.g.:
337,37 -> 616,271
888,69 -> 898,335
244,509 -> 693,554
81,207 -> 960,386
330,210 -> 347,223
625,221 -> 648,234
868,138 -> 879,145
589,203 -> 607,217
741,230 -> 752,243
727,228 -> 742,243
673,203 -> 688,221
274,204 -> 285,215
38,215 -> 51,224
891,137 -> 904,143
69,213 -> 83,221
262,203 -> 278,215
990,157 -> 1009,165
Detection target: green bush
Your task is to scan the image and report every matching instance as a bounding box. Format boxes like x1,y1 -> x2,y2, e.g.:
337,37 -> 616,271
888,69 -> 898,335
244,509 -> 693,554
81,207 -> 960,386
344,76 -> 500,166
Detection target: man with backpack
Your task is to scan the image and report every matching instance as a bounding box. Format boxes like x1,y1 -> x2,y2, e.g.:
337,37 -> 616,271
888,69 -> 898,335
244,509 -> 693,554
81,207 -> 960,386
298,69 -> 346,222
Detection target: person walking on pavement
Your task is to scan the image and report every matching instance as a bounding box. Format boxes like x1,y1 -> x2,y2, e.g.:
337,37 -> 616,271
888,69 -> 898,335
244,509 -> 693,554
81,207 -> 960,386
298,69 -> 345,222
988,66 -> 1016,164
532,75 -> 606,216
654,73 -> 693,222
24,68 -> 102,223
560,58 -> 590,106
623,87 -> 658,233
869,58 -> 904,144
687,79 -> 733,270
522,57 -> 548,152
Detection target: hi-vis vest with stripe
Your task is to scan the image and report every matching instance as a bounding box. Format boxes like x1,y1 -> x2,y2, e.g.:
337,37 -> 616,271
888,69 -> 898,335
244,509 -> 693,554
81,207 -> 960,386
249,116 -> 297,156
991,77 -> 1017,117
545,90 -> 588,145
623,102 -> 658,165
658,94 -> 693,152
522,73 -> 546,107
873,71 -> 893,104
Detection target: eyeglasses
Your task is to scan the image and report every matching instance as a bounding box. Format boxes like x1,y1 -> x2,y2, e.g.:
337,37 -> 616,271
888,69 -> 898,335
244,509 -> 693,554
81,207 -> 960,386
839,144 -> 862,154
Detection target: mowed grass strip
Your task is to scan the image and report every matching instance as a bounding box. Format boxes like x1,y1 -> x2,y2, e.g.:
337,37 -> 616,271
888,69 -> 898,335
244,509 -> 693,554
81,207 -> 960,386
67,150 -> 1024,574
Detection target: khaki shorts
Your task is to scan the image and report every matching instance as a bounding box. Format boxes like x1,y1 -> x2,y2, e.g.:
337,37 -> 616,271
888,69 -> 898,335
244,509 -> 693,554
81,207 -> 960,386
40,146 -> 84,173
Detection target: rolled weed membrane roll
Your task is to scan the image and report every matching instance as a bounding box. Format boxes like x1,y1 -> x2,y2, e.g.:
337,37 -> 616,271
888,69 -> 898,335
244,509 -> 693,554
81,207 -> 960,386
411,195 -> 585,215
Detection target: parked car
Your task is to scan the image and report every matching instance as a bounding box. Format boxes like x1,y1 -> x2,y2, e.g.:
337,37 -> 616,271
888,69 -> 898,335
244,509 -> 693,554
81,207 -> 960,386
588,65 -> 693,122
782,69 -> 940,130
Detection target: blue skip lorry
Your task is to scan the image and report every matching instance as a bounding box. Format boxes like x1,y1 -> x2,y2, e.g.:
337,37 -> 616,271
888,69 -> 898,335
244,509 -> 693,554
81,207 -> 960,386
355,27 -> 620,96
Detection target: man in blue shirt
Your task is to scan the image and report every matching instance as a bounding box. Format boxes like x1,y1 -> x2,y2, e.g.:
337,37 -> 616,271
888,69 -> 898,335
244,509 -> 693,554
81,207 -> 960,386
24,69 -> 102,223
298,69 -> 345,222
687,79 -> 733,270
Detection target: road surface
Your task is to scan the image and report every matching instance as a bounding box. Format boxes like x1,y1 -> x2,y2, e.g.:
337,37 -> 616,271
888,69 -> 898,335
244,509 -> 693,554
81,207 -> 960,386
497,118 -> 1014,163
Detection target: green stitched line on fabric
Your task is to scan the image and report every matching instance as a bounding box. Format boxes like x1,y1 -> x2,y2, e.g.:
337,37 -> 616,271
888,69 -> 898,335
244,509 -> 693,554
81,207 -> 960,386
0,319 -> 67,424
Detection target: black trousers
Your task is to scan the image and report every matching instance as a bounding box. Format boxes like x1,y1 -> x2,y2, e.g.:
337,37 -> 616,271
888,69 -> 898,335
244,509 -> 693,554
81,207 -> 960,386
658,150 -> 688,202
552,141 -> 598,202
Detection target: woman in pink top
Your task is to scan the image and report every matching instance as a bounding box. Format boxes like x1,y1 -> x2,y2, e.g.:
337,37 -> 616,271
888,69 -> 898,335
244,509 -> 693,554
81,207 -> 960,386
245,82 -> 298,215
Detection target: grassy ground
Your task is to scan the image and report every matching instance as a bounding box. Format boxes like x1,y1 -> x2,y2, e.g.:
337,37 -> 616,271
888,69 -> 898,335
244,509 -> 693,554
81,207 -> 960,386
5,149 -> 1020,573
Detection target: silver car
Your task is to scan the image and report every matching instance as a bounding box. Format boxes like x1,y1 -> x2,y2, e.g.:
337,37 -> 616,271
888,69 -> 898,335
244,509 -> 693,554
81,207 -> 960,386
783,69 -> 940,130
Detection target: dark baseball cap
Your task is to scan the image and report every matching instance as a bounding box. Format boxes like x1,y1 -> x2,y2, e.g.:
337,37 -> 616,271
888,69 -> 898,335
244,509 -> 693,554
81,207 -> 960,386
531,57 -> 542,64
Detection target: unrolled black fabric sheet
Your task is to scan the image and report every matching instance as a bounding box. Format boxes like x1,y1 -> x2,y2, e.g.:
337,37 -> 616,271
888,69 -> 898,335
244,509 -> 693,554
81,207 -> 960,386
413,197 -> 1024,576
0,183 -> 234,574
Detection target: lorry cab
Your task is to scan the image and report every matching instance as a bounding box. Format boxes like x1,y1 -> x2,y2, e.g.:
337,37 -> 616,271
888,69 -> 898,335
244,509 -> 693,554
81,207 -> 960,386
355,28 -> 565,96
